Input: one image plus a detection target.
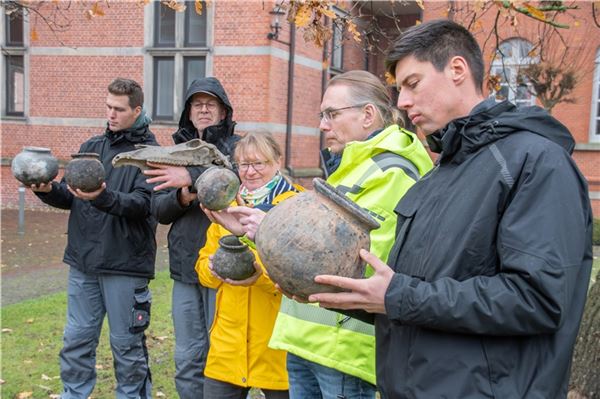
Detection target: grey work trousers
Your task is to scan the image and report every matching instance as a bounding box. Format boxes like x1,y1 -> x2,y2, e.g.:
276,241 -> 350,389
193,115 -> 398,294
60,267 -> 152,399
172,280 -> 216,399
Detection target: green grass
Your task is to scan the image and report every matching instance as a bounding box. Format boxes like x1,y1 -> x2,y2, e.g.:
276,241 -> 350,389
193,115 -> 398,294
1,270 -> 178,398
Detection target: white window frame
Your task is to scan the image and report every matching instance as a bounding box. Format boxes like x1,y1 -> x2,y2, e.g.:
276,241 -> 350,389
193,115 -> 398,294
1,7 -> 29,119
144,1 -> 213,123
490,38 -> 537,107
590,48 -> 600,142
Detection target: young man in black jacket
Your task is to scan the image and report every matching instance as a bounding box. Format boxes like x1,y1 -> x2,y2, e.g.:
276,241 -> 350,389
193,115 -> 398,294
31,78 -> 157,398
144,77 -> 239,398
310,20 -> 593,399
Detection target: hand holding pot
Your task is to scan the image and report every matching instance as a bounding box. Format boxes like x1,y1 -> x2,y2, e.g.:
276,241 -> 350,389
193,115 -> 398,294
30,182 -> 53,193
68,182 -> 106,201
209,255 -> 262,287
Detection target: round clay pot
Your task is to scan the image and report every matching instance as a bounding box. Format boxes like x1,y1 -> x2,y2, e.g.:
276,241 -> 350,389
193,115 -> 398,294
64,153 -> 105,192
212,235 -> 256,280
255,178 -> 380,300
195,167 -> 240,211
11,146 -> 59,186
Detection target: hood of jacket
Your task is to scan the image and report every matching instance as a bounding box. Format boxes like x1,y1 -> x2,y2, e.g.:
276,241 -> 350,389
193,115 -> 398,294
174,77 -> 236,145
427,98 -> 575,164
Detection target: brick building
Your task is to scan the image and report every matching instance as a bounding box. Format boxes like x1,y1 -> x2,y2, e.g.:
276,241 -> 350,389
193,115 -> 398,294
1,1 -> 599,215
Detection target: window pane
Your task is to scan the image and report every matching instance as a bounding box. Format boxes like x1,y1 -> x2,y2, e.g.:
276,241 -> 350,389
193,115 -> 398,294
153,57 -> 175,119
185,1 -> 207,46
184,57 -> 206,93
331,25 -> 343,70
6,56 -> 25,115
596,119 -> 600,136
155,2 -> 176,47
5,9 -> 24,46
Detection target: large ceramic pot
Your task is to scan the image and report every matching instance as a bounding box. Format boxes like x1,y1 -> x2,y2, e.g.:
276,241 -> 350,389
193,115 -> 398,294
195,167 -> 240,210
64,153 -> 105,192
11,146 -> 59,186
255,178 -> 380,300
212,235 -> 256,280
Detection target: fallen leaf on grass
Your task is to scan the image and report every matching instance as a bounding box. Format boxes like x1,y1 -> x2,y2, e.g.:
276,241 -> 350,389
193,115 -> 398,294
0,378 -> 5,384
156,392 -> 166,397
42,374 -> 51,380
49,395 -> 61,399
17,392 -> 33,399
95,364 -> 104,370
153,336 -> 169,341
37,384 -> 52,391
24,360 -> 33,364
1,328 -> 13,333
26,318 -> 34,324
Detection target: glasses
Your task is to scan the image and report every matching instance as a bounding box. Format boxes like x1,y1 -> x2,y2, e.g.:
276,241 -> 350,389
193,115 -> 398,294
191,101 -> 220,112
319,104 -> 366,122
236,160 -> 270,172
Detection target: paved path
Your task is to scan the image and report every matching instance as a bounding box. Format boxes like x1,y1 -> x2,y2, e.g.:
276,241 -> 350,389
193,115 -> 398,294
1,209 -> 170,306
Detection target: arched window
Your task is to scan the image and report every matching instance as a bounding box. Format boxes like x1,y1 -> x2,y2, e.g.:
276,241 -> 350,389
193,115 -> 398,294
490,38 -> 537,107
590,48 -> 600,142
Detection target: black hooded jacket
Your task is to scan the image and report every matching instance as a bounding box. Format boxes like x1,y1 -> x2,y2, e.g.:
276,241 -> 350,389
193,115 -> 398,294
372,99 -> 593,398
151,77 -> 240,283
36,122 -> 158,278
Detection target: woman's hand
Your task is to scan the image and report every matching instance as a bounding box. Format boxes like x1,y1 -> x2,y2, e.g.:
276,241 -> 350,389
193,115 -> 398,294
201,205 -> 245,236
208,256 -> 263,287
225,207 -> 267,240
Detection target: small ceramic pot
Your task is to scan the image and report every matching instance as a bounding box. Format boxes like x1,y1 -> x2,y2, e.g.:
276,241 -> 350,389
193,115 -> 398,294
64,153 -> 105,192
195,167 -> 240,210
212,235 -> 256,281
255,178 -> 380,300
11,146 -> 59,186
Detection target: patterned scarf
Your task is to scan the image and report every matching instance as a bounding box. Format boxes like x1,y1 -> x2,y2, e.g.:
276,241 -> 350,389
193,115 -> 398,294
239,172 -> 282,206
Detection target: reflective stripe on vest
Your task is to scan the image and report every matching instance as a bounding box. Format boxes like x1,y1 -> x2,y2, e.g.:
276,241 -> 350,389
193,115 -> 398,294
337,152 -> 420,196
279,298 -> 374,336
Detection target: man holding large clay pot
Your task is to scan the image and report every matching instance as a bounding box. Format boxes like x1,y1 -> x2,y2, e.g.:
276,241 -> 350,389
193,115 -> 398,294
206,70 -> 433,399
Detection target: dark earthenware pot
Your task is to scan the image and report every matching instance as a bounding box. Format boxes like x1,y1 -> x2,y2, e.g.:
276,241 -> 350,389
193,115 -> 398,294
255,178 -> 380,300
11,146 -> 59,186
195,167 -> 240,210
64,153 -> 105,192
213,235 -> 256,280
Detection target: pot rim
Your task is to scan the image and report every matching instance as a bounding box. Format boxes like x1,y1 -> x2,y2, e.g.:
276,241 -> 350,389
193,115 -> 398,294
22,146 -> 52,153
218,234 -> 248,250
71,152 -> 101,159
313,178 -> 380,231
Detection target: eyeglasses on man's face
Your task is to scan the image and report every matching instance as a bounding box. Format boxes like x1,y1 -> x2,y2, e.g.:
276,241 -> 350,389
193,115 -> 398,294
191,101 -> 220,112
318,104 -> 366,123
236,160 -> 270,172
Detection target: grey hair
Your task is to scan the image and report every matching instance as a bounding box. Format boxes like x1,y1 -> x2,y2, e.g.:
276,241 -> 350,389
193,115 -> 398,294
328,70 -> 403,128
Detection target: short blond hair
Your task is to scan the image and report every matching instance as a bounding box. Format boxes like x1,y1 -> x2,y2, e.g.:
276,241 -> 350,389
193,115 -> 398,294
234,130 -> 282,164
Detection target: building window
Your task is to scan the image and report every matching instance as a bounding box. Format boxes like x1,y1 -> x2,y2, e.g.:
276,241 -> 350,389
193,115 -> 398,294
591,49 -> 600,142
3,8 -> 26,117
331,21 -> 343,72
148,1 -> 208,121
490,38 -> 537,107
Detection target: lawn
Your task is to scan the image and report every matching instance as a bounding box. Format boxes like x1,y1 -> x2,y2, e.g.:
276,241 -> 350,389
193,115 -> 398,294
1,270 -> 178,398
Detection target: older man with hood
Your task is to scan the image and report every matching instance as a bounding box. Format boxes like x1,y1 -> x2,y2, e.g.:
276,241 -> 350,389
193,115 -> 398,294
145,77 -> 239,398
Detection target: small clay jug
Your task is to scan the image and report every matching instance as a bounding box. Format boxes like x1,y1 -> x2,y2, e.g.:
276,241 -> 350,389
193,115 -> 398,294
212,235 -> 256,280
195,167 -> 240,210
255,178 -> 380,300
64,153 -> 105,192
11,146 -> 59,186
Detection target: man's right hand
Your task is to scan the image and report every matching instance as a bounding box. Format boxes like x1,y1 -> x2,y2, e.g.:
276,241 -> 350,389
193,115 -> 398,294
30,182 -> 53,193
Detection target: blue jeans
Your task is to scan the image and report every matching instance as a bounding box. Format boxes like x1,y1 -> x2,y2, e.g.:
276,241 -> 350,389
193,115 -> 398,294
286,353 -> 376,399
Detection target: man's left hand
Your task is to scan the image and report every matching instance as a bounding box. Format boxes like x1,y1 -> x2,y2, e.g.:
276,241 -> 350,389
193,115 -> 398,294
308,249 -> 394,314
67,182 -> 106,201
144,163 -> 192,190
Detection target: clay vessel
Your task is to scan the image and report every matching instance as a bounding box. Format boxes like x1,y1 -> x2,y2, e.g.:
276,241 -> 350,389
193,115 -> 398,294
11,146 -> 59,186
195,167 -> 240,210
64,153 -> 105,192
212,235 -> 256,280
255,178 -> 380,300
